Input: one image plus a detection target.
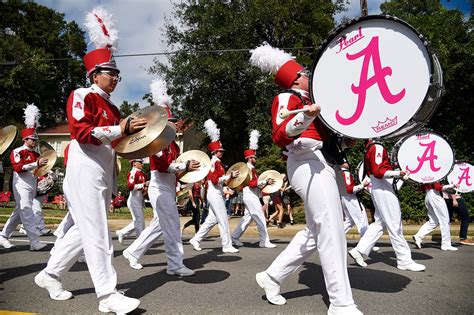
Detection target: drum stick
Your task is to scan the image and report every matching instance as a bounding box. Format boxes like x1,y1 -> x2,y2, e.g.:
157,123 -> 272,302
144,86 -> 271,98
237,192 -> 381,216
279,108 -> 311,119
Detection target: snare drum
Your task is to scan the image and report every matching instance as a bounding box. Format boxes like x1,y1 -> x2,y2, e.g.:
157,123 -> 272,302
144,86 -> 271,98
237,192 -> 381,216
310,15 -> 443,140
391,130 -> 454,184
447,161 -> 474,193
356,161 -> 403,195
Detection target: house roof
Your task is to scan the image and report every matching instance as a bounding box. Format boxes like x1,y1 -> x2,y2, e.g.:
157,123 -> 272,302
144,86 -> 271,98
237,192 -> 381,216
38,122 -> 69,135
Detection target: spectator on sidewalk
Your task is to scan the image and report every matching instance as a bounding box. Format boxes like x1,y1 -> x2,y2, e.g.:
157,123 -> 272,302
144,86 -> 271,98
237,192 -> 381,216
443,191 -> 474,245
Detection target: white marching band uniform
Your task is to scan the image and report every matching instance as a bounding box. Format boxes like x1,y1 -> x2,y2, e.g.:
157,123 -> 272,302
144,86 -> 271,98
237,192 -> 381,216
117,167 -> 147,239
338,168 -> 368,236
232,162 -> 273,247
190,155 -> 236,251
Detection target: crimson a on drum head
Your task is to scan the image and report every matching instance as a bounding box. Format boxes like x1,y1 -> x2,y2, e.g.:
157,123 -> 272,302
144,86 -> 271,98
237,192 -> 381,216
390,129 -> 455,184
447,161 -> 474,193
310,15 -> 443,141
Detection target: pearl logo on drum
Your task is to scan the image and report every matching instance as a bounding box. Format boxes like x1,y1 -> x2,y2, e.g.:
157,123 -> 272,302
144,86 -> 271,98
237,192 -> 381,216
336,26 -> 364,54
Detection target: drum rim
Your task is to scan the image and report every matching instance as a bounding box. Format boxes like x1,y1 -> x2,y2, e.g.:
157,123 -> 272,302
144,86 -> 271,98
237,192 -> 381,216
309,14 -> 441,141
391,128 -> 456,184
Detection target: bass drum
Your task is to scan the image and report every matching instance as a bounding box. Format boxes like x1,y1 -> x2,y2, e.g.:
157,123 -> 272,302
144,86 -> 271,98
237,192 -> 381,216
447,161 -> 474,193
310,15 -> 443,140
356,161 -> 403,195
391,130 -> 454,184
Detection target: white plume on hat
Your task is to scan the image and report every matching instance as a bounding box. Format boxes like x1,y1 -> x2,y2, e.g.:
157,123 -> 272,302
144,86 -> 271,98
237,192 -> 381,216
203,119 -> 220,142
249,130 -> 260,150
250,43 -> 294,74
23,104 -> 41,128
150,78 -> 173,107
84,6 -> 119,51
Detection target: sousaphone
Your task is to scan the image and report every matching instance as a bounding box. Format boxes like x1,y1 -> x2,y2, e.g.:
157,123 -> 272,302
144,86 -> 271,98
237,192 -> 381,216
176,150 -> 211,183
226,162 -> 251,191
36,141 -> 57,177
114,106 -> 176,159
0,125 -> 18,156
258,170 -> 284,194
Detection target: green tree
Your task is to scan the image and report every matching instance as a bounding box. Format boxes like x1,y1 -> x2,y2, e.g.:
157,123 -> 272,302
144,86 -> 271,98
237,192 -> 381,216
151,0 -> 345,165
0,0 -> 86,127
119,100 -> 140,117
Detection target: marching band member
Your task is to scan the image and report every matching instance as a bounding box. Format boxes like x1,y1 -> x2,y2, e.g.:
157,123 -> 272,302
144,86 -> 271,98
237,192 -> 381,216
189,119 -> 240,253
413,182 -> 458,251
0,104 -> 48,251
348,140 -> 426,272
231,130 -> 276,248
35,8 -> 142,313
250,44 -> 361,314
338,163 -> 369,237
116,158 -> 147,244
123,78 -> 198,276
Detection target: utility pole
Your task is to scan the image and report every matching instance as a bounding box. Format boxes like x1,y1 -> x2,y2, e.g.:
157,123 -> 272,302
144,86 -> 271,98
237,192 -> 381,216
360,0 -> 368,17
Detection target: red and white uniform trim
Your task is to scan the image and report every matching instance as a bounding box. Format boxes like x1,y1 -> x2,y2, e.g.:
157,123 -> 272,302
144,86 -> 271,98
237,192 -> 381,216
338,168 -> 368,236
364,143 -> 400,179
118,168 -> 147,238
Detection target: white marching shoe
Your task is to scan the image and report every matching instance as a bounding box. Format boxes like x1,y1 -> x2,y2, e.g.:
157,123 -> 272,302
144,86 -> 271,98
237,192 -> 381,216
222,246 -> 239,253
19,226 -> 27,235
189,239 -> 202,251
255,271 -> 286,305
123,250 -> 143,270
34,271 -> 73,301
259,242 -> 277,248
441,244 -> 458,251
30,240 -> 47,251
371,246 -> 380,252
166,266 -> 195,277
0,236 -> 15,249
327,304 -> 363,315
39,228 -> 52,236
98,291 -> 140,314
348,248 -> 367,267
116,230 -> 124,245
397,262 -> 426,272
412,235 -> 422,249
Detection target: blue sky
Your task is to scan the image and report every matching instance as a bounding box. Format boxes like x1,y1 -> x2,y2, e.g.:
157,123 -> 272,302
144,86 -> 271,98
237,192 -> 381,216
34,0 -> 471,109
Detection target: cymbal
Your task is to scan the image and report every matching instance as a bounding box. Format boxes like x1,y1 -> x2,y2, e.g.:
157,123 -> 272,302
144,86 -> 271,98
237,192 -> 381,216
176,188 -> 189,203
176,150 -> 211,184
116,156 -> 122,175
36,141 -> 57,177
0,125 -> 18,155
226,162 -> 251,191
115,106 -> 176,159
258,170 -> 284,194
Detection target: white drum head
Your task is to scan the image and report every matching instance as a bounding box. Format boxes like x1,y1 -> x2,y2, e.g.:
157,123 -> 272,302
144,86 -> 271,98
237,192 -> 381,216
447,161 -> 474,193
396,131 -> 454,184
312,16 -> 433,139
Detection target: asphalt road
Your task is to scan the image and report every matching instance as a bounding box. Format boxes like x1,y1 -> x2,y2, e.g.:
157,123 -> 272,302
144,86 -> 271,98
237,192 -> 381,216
1,231 -> 473,314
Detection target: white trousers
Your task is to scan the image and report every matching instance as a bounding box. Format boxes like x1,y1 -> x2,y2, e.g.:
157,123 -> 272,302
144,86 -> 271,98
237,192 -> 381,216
341,195 -> 368,236
355,176 -> 413,266
232,186 -> 270,244
32,195 -> 46,231
44,145 -> 117,298
416,189 -> 452,246
1,176 -> 39,242
266,149 -> 354,307
118,192 -> 145,238
126,171 -> 184,271
191,182 -> 232,248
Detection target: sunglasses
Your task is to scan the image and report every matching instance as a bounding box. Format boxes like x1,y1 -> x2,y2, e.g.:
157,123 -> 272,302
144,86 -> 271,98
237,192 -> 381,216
100,71 -> 122,81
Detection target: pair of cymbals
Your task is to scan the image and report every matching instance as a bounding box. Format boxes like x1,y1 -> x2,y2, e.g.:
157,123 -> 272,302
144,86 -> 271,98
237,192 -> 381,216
176,150 -> 211,183
0,125 -> 18,156
114,106 -> 176,159
258,170 -> 285,194
36,141 -> 57,177
226,162 -> 251,191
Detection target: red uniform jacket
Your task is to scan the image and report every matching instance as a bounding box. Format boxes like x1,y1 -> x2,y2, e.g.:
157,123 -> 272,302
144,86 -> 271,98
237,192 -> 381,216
342,169 -> 358,194
127,168 -> 147,191
10,146 -> 40,173
150,141 -> 180,173
207,157 -> 226,185
364,142 -> 393,179
421,182 -> 443,192
271,91 -> 329,147
248,166 -> 258,188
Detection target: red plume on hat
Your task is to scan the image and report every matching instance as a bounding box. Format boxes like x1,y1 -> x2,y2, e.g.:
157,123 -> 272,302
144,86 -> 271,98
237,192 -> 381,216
83,6 -> 119,76
244,130 -> 260,159
21,104 -> 41,140
150,78 -> 175,121
204,119 -> 223,153
250,43 -> 305,89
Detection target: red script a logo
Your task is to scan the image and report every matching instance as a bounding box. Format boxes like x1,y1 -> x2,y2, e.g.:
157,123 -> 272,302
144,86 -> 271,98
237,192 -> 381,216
336,37 -> 406,126
406,141 -> 441,174
457,167 -> 472,187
